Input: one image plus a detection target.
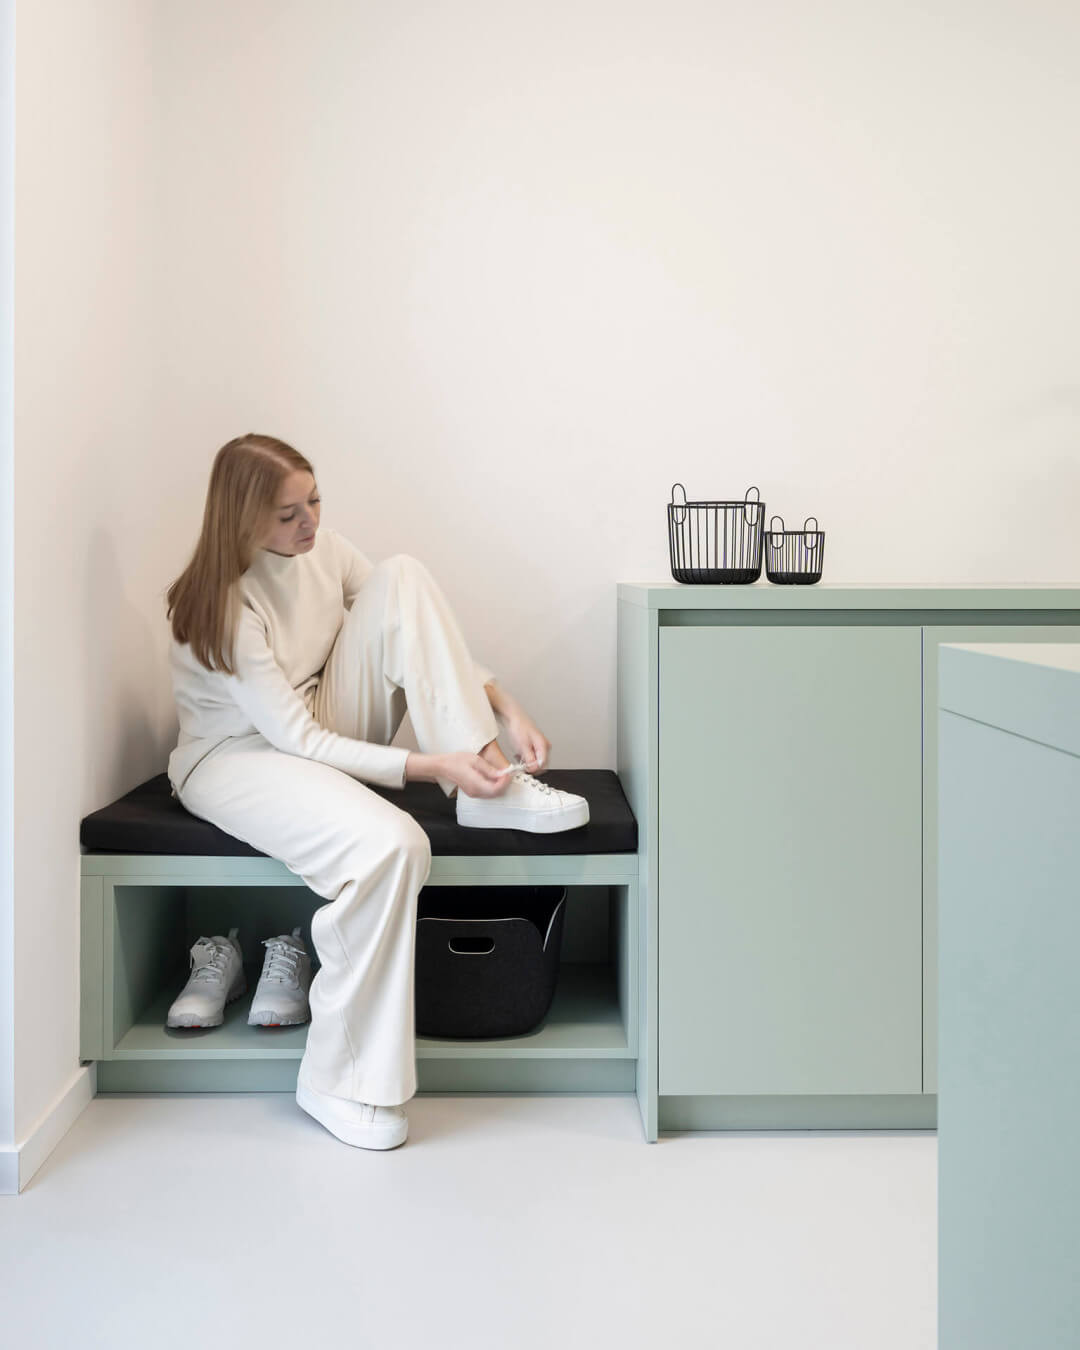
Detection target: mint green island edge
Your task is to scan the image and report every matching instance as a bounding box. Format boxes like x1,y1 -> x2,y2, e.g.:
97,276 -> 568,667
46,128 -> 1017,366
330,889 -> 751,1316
938,642 -> 1080,1349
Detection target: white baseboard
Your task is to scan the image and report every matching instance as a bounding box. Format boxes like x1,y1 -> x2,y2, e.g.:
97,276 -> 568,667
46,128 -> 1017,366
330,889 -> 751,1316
0,1144 -> 16,1195
0,1063 -> 96,1195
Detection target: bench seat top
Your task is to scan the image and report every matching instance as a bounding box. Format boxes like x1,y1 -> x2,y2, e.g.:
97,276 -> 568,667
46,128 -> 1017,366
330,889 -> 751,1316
80,770 -> 637,858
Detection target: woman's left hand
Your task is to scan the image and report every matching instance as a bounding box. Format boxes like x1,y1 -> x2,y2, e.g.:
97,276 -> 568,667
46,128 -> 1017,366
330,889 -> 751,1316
502,708 -> 552,774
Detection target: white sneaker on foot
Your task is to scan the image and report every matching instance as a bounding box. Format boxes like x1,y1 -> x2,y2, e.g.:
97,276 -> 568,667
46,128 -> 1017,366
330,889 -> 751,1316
295,1071 -> 409,1150
166,927 -> 246,1028
248,926 -> 312,1027
456,769 -> 590,833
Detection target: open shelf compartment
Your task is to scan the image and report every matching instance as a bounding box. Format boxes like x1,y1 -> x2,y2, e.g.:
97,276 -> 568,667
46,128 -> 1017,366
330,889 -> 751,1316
82,866 -> 638,1093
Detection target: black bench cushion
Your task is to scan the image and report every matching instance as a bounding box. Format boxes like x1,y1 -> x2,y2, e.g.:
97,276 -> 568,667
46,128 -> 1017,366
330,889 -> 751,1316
80,770 -> 637,858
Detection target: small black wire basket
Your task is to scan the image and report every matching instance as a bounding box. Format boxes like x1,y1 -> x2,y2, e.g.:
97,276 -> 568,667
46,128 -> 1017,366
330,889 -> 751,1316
764,515 -> 826,585
668,483 -> 765,584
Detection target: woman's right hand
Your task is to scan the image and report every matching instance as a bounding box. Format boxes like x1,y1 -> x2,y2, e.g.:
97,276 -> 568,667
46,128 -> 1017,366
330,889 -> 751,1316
405,751 -> 511,798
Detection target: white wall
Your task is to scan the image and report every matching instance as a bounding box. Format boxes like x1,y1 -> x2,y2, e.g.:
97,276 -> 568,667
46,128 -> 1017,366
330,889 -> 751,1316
10,0 -> 163,1166
6,0 -> 1080,1177
152,0 -> 1080,767
154,0 -> 1080,659
0,0 -> 14,1173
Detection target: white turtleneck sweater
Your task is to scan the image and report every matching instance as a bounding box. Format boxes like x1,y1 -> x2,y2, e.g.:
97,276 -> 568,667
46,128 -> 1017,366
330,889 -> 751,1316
167,525 -> 494,797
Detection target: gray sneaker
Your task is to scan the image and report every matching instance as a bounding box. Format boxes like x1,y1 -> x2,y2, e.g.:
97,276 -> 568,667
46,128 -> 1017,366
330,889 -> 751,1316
248,926 -> 312,1027
166,927 -> 246,1028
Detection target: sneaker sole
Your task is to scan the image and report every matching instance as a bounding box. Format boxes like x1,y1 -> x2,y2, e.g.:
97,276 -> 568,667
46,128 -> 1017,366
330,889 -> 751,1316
166,973 -> 247,1029
295,1078 -> 408,1150
455,801 -> 590,833
248,1008 -> 310,1027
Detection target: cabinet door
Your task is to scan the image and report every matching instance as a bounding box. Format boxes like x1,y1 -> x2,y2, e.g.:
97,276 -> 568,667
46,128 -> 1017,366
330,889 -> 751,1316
658,624 -> 923,1096
922,622 -> 1080,1094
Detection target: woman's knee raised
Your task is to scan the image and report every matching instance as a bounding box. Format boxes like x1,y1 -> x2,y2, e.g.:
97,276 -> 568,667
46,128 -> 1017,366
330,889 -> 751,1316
381,552 -> 429,583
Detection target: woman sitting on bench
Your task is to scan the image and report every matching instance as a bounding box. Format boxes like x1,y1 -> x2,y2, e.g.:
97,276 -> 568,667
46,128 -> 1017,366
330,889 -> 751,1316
164,432 -> 589,1151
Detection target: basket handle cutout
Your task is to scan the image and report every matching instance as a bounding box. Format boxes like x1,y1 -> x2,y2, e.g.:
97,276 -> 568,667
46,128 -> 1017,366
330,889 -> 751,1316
743,485 -> 761,526
803,516 -> 820,549
448,936 -> 495,956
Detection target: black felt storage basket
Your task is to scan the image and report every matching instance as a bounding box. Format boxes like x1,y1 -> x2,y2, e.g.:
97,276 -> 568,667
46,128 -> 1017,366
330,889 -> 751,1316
415,885 -> 567,1039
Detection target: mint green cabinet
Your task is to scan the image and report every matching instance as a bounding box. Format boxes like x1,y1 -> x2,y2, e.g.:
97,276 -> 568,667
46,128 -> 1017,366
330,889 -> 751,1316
618,584 -> 1080,1136
658,625 -> 923,1095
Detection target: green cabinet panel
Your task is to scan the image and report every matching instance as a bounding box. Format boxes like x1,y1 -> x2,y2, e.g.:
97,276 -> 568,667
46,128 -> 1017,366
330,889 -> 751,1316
921,623 -> 1080,1094
658,625 -> 923,1096
938,645 -> 1080,1349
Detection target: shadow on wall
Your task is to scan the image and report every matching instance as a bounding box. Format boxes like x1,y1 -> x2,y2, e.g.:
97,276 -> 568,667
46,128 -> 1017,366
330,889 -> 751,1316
960,385 -> 1080,581
390,584 -> 612,770
525,586 -> 611,767
81,526 -> 178,808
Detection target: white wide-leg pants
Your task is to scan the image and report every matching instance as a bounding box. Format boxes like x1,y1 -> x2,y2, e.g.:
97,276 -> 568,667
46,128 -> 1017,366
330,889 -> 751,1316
177,554 -> 499,1106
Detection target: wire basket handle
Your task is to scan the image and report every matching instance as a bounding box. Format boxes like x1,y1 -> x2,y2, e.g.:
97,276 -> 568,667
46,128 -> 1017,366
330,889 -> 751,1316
803,516 -> 821,550
768,514 -> 785,549
743,485 -> 762,526
670,482 -> 688,526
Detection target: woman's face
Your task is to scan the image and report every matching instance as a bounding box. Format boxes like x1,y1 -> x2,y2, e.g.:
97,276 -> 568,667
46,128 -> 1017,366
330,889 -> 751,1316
261,469 -> 321,555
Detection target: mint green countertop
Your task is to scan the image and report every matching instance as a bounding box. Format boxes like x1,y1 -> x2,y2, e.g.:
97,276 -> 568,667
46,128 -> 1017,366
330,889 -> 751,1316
618,582 -> 1080,610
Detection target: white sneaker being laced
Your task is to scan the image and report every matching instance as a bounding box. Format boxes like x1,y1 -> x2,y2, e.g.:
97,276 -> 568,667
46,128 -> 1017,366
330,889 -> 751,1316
166,927 -> 246,1028
455,763 -> 590,833
248,926 -> 312,1027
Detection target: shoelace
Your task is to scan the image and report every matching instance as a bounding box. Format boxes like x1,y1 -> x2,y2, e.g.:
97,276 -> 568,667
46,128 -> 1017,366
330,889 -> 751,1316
496,754 -> 546,777
511,770 -> 556,796
190,939 -> 233,984
261,938 -> 304,985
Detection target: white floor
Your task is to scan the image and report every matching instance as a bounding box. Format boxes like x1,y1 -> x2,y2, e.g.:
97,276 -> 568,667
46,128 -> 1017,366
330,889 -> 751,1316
1,1093 -> 936,1349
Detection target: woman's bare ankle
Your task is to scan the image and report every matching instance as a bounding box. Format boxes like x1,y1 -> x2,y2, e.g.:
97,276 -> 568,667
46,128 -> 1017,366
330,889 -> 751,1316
478,739 -> 511,771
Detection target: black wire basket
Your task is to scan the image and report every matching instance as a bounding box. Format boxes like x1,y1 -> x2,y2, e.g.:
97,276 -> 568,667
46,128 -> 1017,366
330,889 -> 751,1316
667,483 -> 765,584
764,515 -> 826,585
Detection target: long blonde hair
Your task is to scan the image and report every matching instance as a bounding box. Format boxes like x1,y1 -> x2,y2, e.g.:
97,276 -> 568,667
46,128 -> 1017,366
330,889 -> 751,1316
166,433 -> 316,674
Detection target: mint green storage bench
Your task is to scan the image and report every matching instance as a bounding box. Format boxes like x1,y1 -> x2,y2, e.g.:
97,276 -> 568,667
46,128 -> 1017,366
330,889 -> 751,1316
80,770 -> 644,1130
